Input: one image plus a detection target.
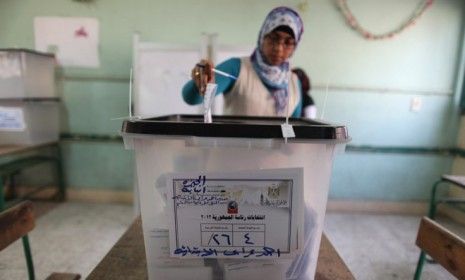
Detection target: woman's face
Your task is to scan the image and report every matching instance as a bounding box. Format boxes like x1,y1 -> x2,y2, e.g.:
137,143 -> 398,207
261,30 -> 296,66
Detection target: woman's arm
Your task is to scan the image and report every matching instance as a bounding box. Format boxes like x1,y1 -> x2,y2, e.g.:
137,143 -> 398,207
182,58 -> 241,105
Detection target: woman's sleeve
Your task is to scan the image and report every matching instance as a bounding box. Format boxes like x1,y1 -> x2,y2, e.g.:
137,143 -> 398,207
181,81 -> 203,105
181,58 -> 241,105
215,58 -> 241,95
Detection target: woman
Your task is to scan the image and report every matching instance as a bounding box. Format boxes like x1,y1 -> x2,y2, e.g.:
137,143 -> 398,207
182,6 -> 304,117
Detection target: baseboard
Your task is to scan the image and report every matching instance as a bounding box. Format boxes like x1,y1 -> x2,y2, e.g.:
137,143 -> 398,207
6,185 -> 134,204
66,191 -> 430,215
66,188 -> 133,204
13,186 -> 459,219
66,191 -> 465,225
326,199 -> 428,215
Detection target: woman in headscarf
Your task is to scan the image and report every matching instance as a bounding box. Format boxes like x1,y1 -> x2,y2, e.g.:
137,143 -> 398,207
182,6 -> 304,117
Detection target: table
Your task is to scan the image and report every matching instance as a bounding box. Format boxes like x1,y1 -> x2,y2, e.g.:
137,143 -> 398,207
0,142 -> 64,280
88,217 -> 355,280
0,142 -> 64,209
0,142 -> 58,156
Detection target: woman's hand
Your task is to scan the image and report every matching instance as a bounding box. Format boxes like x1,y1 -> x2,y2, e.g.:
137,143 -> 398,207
191,59 -> 215,95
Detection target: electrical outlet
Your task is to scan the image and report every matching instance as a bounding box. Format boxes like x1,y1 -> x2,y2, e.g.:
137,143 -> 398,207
410,97 -> 422,112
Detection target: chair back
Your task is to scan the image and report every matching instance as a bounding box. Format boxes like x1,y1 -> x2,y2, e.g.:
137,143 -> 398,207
0,201 -> 35,251
416,216 -> 465,279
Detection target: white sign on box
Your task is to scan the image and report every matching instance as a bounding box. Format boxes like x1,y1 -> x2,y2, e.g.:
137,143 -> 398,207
166,168 -> 304,259
0,107 -> 25,131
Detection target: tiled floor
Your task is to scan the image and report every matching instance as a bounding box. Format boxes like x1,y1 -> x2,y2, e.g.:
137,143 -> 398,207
0,202 -> 134,280
0,201 -> 463,279
324,211 -> 465,280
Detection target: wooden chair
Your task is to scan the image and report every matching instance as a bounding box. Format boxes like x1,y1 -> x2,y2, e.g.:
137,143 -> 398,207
426,175 -> 465,219
0,201 -> 80,280
413,216 -> 465,279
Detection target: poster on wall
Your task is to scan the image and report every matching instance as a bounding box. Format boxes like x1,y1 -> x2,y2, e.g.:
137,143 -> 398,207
34,17 -> 100,68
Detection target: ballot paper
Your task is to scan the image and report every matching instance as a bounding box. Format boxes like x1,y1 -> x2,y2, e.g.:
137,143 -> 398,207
156,266 -> 213,280
203,83 -> 217,123
222,261 -> 288,280
217,258 -> 293,280
166,168 -> 304,259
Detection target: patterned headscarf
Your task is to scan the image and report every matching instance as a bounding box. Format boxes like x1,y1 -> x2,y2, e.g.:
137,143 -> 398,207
251,6 -> 304,115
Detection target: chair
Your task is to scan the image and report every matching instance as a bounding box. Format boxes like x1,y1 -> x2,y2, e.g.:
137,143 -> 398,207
413,174 -> 465,279
413,217 -> 465,279
426,175 -> 465,219
0,201 -> 80,280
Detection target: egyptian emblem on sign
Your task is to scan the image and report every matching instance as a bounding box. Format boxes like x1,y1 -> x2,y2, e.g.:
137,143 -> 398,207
227,201 -> 238,214
268,185 -> 280,199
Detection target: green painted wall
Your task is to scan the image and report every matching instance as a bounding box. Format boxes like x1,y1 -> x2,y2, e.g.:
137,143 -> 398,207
62,141 -> 133,189
1,0 -> 464,201
332,153 -> 452,200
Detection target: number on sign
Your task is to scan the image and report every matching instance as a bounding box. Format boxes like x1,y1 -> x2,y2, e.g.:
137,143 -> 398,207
208,233 -> 232,246
244,233 -> 254,245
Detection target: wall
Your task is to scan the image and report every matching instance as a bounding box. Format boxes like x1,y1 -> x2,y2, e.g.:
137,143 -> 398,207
0,0 -> 464,201
450,116 -> 465,220
316,0 -> 465,201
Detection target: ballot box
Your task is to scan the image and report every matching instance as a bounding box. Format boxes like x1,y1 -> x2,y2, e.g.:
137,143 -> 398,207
0,99 -> 59,145
122,115 -> 350,280
0,49 -> 56,99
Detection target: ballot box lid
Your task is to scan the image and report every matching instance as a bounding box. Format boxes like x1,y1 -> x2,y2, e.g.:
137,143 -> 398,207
122,114 -> 349,141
